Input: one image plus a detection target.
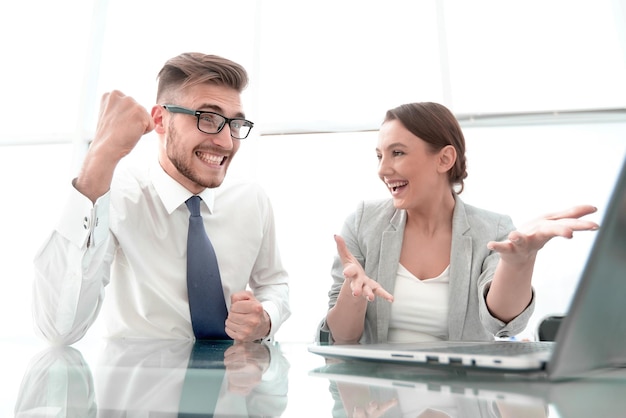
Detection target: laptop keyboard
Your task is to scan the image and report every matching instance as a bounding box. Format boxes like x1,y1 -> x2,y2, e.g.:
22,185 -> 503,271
411,341 -> 554,357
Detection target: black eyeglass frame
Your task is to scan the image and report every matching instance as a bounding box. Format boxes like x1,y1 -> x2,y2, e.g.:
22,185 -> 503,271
161,104 -> 254,139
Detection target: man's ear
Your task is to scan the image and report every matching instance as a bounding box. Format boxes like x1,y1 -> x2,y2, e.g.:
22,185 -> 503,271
152,105 -> 166,134
438,145 -> 457,173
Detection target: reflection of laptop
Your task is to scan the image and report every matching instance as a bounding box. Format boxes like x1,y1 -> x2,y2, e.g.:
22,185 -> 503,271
309,156 -> 626,380
310,361 -> 548,406
309,360 -> 626,416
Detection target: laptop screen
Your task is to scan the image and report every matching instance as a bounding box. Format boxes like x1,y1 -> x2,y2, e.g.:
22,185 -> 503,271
548,156 -> 626,378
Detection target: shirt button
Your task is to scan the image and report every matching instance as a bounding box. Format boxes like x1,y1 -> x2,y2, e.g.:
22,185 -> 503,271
83,216 -> 89,229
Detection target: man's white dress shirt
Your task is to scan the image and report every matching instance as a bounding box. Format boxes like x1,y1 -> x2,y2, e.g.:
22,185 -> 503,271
33,158 -> 290,344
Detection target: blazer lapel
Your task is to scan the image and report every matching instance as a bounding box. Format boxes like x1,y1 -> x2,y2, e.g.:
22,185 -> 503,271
375,209 -> 405,342
448,198 -> 473,340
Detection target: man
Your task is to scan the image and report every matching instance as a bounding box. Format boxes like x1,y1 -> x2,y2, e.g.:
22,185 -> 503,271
33,52 -> 290,345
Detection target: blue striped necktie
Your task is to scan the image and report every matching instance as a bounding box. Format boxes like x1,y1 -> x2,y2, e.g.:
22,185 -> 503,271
185,196 -> 230,340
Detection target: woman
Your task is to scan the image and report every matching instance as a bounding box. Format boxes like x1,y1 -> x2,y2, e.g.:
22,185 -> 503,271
320,102 -> 598,344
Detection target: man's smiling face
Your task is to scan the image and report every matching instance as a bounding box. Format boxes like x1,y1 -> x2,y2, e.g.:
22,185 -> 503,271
155,83 -> 246,194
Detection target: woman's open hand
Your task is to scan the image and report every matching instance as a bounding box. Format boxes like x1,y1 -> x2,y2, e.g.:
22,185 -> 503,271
335,235 -> 394,302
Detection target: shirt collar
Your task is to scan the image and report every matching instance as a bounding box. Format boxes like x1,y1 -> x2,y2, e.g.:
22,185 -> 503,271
150,159 -> 216,214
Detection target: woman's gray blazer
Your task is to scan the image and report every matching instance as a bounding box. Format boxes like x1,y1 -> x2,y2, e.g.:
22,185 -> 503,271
319,195 -> 535,343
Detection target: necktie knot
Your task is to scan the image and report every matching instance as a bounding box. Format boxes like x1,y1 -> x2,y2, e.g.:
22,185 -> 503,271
185,196 -> 202,217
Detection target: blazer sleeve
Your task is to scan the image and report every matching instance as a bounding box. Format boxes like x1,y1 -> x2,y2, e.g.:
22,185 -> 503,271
316,202 -> 371,343
475,213 -> 536,338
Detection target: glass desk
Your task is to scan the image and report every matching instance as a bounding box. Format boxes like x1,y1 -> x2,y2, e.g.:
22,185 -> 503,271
7,337 -> 626,417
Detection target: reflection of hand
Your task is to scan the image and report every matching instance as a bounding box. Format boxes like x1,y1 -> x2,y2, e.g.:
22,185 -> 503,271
223,342 -> 270,395
336,382 -> 398,418
496,400 -> 548,418
488,205 -> 599,263
335,235 -> 394,303
351,399 -> 399,418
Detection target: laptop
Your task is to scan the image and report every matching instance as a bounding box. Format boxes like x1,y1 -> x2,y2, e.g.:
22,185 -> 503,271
309,155 -> 626,380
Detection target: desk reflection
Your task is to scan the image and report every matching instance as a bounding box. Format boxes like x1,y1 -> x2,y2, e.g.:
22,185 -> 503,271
15,346 -> 96,417
312,358 -> 626,418
321,361 -> 547,418
15,340 -> 289,417
326,376 -> 547,418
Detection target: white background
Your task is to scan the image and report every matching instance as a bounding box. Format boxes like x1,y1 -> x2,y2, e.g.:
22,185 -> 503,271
2,1 -> 626,416
1,0 -> 625,346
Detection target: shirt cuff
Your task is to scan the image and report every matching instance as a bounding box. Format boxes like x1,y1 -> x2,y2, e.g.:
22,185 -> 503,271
56,180 -> 111,248
261,300 -> 280,340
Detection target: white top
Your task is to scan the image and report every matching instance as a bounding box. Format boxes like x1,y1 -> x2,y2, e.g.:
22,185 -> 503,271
387,264 -> 450,343
33,158 -> 290,344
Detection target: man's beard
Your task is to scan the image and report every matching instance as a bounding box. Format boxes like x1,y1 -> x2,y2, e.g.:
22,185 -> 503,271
166,125 -> 226,189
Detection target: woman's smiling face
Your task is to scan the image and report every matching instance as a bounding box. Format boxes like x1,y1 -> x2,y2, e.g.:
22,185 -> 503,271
376,119 -> 448,210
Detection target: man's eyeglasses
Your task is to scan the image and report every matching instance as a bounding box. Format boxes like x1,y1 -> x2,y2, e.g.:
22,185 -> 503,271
161,104 -> 254,140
